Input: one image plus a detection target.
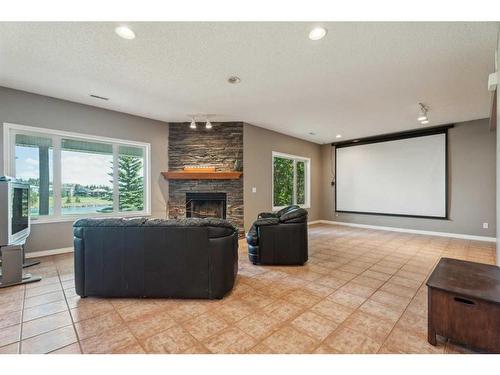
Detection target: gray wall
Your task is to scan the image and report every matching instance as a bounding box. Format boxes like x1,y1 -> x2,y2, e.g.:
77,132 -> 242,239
0,87 -> 169,252
497,26 -> 500,265
1,87 -> 496,252
243,123 -> 322,231
321,119 -> 496,237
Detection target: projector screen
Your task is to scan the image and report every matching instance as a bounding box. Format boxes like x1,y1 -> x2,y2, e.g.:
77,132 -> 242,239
335,132 -> 447,218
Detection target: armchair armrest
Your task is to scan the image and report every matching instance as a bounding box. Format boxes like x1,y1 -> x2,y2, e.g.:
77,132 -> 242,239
258,212 -> 278,219
254,217 -> 280,226
246,217 -> 279,246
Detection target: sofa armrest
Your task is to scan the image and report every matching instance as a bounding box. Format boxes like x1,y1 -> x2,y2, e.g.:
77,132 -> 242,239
73,233 -> 86,297
254,217 -> 280,226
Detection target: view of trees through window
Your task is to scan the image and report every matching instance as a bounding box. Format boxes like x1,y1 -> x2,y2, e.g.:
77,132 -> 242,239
61,139 -> 114,215
273,157 -> 294,207
117,146 -> 144,212
296,160 -> 306,205
12,128 -> 147,218
273,154 -> 309,208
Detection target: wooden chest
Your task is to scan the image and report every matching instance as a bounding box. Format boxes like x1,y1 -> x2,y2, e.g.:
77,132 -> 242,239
427,258 -> 500,353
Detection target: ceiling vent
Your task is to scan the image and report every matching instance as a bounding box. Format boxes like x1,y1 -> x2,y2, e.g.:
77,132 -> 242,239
90,94 -> 109,101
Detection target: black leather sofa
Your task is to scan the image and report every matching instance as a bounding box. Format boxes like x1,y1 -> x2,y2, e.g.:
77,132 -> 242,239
73,217 -> 238,299
246,205 -> 308,265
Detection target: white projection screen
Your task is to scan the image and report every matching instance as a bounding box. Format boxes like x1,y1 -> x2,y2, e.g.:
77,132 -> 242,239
335,132 -> 447,218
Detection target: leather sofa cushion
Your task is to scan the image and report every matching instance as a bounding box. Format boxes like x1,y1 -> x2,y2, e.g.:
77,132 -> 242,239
74,217 -> 237,239
258,212 -> 278,219
74,217 -> 147,228
280,207 -> 308,223
258,205 -> 300,219
277,205 -> 300,217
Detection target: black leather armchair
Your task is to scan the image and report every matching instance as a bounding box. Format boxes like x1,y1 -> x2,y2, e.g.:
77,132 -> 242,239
73,217 -> 238,299
246,205 -> 308,265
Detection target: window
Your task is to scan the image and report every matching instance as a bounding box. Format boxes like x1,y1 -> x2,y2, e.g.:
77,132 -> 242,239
4,123 -> 150,222
14,133 -> 54,217
272,151 -> 310,210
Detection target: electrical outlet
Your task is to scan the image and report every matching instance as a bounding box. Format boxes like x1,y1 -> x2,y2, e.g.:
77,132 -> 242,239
483,222 -> 489,229
252,187 -> 257,193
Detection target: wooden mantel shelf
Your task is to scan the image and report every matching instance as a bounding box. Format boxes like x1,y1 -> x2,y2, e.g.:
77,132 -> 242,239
161,171 -> 243,180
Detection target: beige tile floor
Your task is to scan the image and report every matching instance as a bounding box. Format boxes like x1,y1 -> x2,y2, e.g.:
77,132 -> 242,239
0,224 -> 496,354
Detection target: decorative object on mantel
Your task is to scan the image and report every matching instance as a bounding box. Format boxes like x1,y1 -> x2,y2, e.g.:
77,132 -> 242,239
183,165 -> 216,172
162,170 -> 243,180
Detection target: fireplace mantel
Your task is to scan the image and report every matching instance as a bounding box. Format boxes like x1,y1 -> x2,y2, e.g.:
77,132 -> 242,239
161,171 -> 243,180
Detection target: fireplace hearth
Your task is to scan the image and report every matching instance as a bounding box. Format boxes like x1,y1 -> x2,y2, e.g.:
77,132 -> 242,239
186,192 -> 227,219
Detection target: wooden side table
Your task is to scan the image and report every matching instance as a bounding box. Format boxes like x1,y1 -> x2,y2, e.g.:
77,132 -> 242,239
426,258 -> 500,353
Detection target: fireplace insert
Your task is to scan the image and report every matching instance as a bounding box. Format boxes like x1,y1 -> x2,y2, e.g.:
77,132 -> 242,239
186,192 -> 227,219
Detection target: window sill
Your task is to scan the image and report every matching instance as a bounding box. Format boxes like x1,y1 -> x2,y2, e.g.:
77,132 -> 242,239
30,211 -> 152,225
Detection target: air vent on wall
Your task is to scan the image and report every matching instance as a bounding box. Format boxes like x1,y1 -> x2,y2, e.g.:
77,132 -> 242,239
90,94 -> 109,101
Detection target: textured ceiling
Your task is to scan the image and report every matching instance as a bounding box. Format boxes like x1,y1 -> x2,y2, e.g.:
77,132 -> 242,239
0,22 -> 497,143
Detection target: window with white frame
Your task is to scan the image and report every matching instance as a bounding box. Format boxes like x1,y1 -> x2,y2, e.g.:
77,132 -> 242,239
3,123 -> 151,222
272,151 -> 310,210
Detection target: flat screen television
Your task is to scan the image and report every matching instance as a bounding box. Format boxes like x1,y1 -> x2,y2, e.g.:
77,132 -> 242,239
0,177 -> 31,246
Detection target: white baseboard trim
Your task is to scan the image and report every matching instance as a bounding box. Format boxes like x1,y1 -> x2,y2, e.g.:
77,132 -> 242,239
26,247 -> 74,259
316,220 -> 497,243
308,220 -> 322,225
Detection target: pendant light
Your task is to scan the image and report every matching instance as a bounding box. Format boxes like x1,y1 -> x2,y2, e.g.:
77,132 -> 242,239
418,103 -> 429,124
190,118 -> 197,129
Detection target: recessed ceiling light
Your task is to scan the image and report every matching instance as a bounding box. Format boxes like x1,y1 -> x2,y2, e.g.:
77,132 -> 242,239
227,76 -> 241,84
421,120 -> 429,125
115,26 -> 135,40
417,115 -> 428,121
309,27 -> 327,41
335,134 -> 342,139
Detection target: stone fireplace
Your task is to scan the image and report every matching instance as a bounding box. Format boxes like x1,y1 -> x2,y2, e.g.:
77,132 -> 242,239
186,192 -> 227,219
167,122 -> 244,236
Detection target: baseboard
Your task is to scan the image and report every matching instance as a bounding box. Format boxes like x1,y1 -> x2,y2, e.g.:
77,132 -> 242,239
308,220 -> 322,225
25,247 -> 74,259
316,220 -> 497,243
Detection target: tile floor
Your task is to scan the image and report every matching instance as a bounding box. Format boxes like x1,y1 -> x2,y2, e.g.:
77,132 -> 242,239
0,224 -> 496,354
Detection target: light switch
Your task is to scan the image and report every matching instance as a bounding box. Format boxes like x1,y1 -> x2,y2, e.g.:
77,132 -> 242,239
483,222 -> 489,229
252,187 -> 257,193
